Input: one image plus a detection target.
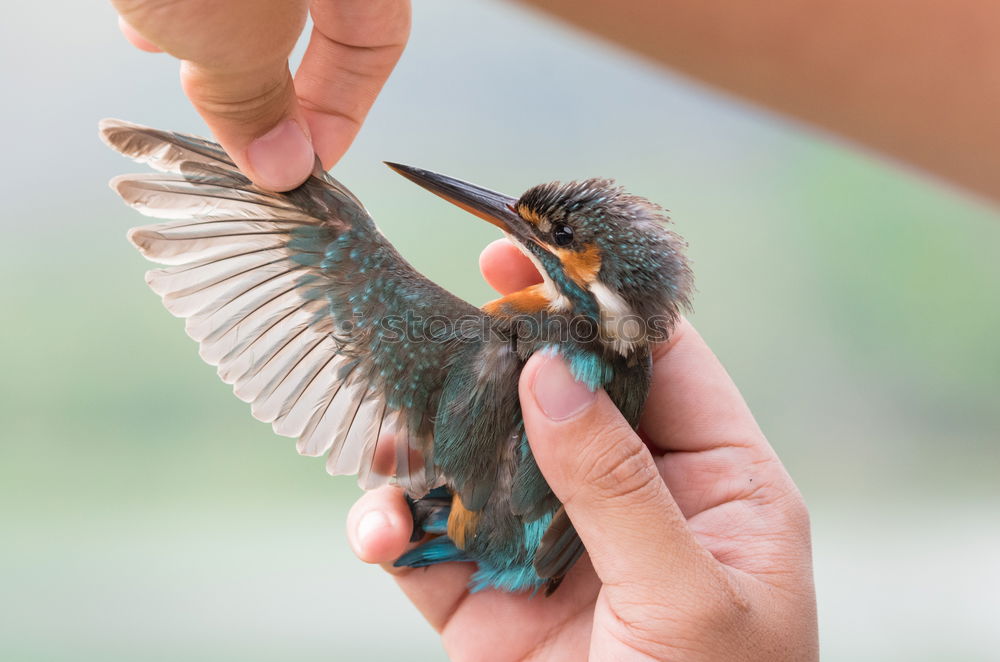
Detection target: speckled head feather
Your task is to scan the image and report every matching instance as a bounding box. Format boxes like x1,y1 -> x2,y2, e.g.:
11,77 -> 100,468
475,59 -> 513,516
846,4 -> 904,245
515,178 -> 694,350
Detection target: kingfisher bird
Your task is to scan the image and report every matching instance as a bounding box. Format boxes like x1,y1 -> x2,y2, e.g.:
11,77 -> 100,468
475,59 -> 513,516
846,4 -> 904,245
101,119 -> 693,594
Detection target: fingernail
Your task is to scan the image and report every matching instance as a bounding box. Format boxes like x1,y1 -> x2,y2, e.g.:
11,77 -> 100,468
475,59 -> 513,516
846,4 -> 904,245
247,119 -> 314,191
532,354 -> 596,421
356,510 -> 390,551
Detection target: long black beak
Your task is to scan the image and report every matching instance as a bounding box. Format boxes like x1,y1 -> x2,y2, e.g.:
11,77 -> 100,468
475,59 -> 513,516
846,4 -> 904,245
385,162 -> 532,239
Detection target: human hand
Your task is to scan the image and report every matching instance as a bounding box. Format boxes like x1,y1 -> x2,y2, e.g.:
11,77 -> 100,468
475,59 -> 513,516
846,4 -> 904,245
346,239 -> 818,661
111,0 -> 410,191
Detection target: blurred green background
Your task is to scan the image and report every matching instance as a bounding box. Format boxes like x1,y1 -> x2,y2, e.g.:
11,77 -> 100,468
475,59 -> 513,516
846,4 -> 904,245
2,2 -> 999,660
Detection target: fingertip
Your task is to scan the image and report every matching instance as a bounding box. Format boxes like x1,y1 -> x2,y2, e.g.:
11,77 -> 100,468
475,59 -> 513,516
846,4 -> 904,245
180,63 -> 315,192
353,510 -> 398,563
117,15 -> 162,53
245,119 -> 315,191
346,487 -> 413,564
479,239 -> 542,295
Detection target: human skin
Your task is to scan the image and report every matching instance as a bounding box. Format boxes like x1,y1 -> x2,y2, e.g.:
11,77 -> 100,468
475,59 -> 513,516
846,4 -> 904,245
113,0 -> 1000,201
346,239 -> 818,661
111,0 -> 410,191
519,0 -> 1000,204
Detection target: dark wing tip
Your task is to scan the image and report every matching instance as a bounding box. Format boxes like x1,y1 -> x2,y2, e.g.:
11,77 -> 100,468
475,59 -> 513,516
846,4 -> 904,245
533,507 -> 585,585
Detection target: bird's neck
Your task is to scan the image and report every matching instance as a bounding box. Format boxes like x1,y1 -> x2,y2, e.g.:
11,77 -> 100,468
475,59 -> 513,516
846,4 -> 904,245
483,283 -> 646,358
484,241 -> 646,356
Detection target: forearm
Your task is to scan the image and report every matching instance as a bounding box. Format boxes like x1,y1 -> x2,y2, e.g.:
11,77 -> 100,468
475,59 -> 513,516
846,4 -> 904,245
521,0 -> 1000,202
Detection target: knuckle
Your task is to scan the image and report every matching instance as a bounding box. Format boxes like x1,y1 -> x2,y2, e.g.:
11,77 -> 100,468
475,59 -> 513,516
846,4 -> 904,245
183,65 -> 292,127
577,423 -> 661,505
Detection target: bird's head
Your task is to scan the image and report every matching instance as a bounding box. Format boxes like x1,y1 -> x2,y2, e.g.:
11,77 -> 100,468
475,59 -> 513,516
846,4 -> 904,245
387,164 -> 693,355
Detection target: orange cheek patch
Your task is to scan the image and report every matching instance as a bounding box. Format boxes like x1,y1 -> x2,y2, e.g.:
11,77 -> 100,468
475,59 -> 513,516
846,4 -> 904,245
557,244 -> 601,285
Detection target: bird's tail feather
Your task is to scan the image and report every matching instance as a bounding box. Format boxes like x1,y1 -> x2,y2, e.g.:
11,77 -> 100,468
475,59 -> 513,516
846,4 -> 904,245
394,536 -> 470,569
405,485 -> 452,542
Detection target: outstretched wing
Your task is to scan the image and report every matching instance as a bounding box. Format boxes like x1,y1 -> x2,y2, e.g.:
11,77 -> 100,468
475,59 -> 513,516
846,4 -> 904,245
101,119 -> 485,495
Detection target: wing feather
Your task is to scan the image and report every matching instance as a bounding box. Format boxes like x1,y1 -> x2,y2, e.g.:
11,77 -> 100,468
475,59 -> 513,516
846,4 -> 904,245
129,226 -> 290,266
534,507 -> 585,592
235,323 -> 328,401
100,118 -> 236,173
198,289 -> 304,366
145,248 -> 290,299
329,396 -> 386,476
113,176 -> 313,221
301,377 -> 367,457
248,335 -> 330,420
182,267 -> 305,340
103,119 -> 484,494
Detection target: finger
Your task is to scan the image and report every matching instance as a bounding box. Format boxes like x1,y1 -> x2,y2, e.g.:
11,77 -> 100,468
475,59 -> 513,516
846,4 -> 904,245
117,15 -> 162,53
295,0 -> 410,168
479,239 -> 541,296
346,485 -> 413,563
346,486 -> 474,632
642,318 -> 766,454
181,60 -> 315,192
115,0 -> 316,191
519,352 -> 721,598
638,319 -> 808,525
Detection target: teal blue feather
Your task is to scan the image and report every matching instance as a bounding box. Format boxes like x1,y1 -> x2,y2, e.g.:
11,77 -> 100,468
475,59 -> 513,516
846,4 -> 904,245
510,433 -> 558,521
567,351 -> 614,390
395,536 -> 470,568
469,512 -> 553,593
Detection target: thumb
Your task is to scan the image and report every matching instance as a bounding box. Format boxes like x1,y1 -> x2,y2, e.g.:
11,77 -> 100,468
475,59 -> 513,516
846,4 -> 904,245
180,60 -> 314,192
519,352 -> 719,594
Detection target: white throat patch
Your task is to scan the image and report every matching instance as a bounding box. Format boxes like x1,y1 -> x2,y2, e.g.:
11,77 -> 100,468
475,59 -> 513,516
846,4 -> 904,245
589,281 -> 642,355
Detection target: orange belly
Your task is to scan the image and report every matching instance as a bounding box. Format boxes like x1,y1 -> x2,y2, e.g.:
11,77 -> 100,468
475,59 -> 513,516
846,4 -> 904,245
447,493 -> 481,550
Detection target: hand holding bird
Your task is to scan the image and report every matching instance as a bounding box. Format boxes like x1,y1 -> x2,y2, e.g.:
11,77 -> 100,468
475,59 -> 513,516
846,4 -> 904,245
346,238 -> 817,661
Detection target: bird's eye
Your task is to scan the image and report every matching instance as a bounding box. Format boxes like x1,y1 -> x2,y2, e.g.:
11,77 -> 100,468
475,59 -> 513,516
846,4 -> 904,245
552,224 -> 575,247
